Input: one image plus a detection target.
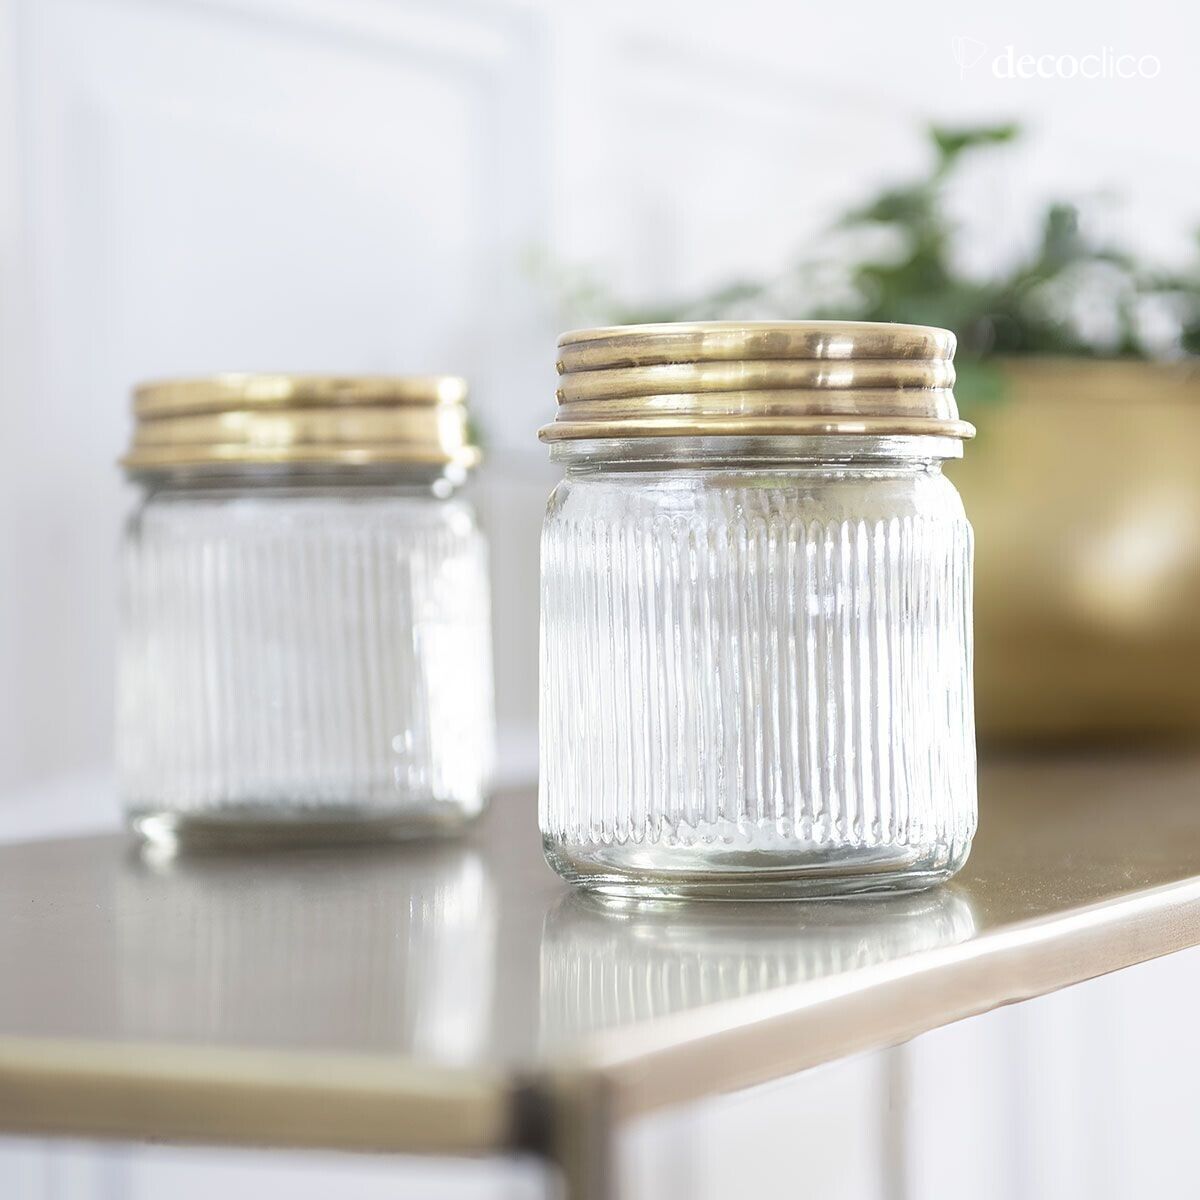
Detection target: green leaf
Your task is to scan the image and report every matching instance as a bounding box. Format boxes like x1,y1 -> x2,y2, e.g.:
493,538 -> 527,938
930,123 -> 1020,167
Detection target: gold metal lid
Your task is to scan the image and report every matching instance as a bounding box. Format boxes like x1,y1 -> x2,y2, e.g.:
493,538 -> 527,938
541,321 -> 974,442
123,373 -> 480,472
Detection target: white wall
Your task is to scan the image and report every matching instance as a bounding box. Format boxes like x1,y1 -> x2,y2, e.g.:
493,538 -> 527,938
1,0 -> 1195,794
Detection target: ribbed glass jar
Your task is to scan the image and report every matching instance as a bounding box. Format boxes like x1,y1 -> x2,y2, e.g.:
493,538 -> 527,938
540,434 -> 976,898
117,374 -> 493,847
118,469 -> 494,845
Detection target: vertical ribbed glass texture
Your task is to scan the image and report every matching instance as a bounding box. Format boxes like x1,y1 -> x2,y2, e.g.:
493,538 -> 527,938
539,440 -> 976,898
118,480 -> 494,843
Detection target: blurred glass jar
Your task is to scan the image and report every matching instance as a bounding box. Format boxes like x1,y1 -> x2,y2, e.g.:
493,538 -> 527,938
539,322 -> 977,899
117,374 -> 494,847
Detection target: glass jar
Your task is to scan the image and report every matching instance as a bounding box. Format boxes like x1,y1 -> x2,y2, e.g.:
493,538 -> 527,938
117,374 -> 494,846
538,322 -> 977,899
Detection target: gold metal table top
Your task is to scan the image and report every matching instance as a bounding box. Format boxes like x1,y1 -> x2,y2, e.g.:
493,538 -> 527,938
2,756 -> 1200,1189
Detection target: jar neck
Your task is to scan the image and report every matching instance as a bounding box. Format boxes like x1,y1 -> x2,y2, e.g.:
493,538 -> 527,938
128,461 -> 470,499
549,434 -> 962,475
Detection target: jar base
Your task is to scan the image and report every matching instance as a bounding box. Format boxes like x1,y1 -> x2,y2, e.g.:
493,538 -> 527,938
543,836 -> 971,901
128,802 -> 480,851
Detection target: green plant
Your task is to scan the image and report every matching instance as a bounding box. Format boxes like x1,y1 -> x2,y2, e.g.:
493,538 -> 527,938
539,125 -> 1200,406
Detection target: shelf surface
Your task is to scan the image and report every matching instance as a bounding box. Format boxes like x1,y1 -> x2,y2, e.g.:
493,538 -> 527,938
2,756 -> 1200,1166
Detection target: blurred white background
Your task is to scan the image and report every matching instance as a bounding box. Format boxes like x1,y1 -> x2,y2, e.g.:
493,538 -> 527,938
0,0 -> 1195,800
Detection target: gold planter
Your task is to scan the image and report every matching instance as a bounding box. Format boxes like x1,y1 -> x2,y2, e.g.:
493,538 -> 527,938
948,359 -> 1200,742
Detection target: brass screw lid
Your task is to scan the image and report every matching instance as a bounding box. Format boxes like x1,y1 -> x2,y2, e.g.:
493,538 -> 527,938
541,321 -> 975,442
123,373 -> 480,472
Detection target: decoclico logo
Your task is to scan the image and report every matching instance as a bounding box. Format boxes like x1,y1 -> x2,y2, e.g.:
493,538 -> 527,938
952,37 -> 1162,80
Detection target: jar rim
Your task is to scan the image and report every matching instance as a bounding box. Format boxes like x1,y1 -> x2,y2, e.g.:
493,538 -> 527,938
127,459 -> 472,493
547,433 -> 964,466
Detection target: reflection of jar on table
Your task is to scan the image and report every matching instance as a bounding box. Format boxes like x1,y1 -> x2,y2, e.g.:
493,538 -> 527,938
539,889 -> 977,1046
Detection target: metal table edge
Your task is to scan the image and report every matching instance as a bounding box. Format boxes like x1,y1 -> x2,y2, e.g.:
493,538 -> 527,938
582,872 -> 1200,1118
